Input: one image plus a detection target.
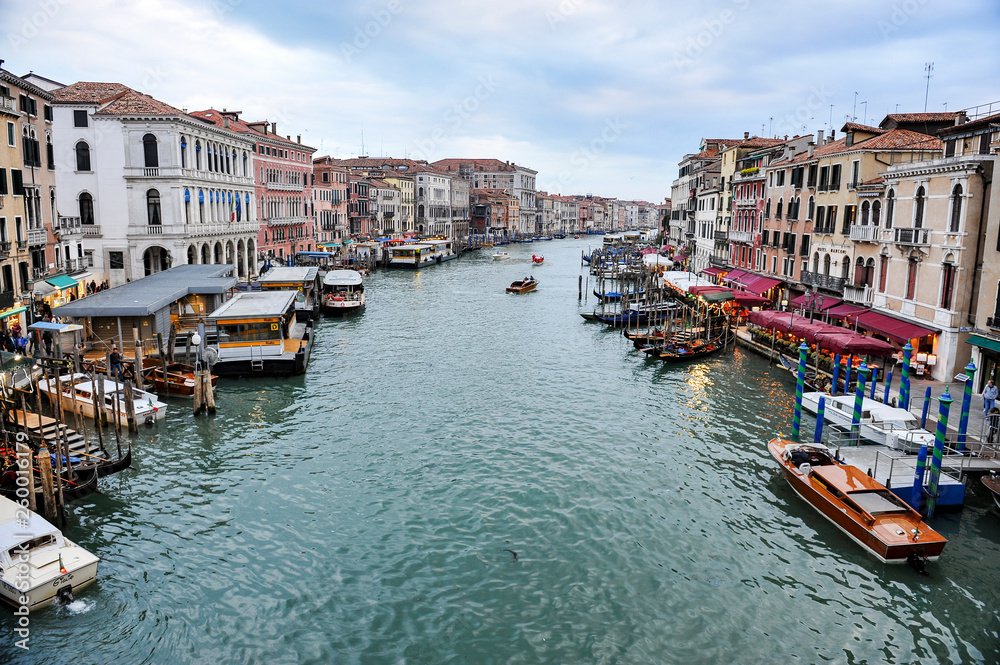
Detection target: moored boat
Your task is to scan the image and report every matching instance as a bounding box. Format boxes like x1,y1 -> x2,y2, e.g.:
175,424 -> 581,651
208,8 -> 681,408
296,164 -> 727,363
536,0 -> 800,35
207,291 -> 313,377
320,269 -> 365,316
141,358 -> 218,397
254,266 -> 321,321
800,392 -> 935,451
0,495 -> 100,610
506,278 -> 538,294
983,473 -> 1000,510
38,373 -> 167,423
768,438 -> 947,564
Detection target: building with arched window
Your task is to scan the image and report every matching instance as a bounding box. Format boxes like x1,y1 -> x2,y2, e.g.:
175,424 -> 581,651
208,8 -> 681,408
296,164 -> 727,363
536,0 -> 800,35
51,83 -> 259,285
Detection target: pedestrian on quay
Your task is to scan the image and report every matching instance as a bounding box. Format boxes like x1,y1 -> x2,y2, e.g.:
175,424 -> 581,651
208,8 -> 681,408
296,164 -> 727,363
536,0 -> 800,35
984,379 -> 999,415
110,345 -> 123,381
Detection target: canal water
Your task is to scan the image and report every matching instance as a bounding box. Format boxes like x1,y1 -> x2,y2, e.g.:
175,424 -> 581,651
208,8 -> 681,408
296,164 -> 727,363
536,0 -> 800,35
5,238 -> 1000,664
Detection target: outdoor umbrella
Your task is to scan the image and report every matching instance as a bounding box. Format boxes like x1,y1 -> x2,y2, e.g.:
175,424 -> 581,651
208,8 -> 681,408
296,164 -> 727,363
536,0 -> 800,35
818,333 -> 895,357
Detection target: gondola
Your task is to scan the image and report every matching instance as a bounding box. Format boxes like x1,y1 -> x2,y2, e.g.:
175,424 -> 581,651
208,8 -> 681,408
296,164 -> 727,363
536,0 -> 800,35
643,333 -> 735,363
0,465 -> 99,504
96,445 -> 132,477
593,289 -> 645,302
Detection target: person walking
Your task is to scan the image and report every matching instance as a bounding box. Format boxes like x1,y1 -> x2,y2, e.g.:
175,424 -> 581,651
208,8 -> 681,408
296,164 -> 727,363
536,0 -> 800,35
984,379 -> 998,415
110,345 -> 123,381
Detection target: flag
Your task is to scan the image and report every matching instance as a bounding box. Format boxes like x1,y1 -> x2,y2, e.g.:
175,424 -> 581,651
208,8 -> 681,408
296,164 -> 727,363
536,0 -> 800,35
229,194 -> 235,222
58,554 -> 67,575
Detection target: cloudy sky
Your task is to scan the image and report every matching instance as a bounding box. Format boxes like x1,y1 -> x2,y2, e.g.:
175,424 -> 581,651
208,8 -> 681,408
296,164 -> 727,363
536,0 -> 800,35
3,0 -> 999,202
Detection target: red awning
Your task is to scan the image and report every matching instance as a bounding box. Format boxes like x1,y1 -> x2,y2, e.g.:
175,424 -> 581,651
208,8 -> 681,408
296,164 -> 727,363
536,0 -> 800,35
789,294 -> 842,311
846,310 -> 938,344
722,269 -> 748,284
826,303 -> 869,318
740,275 -> 783,294
732,292 -> 771,307
701,267 -> 725,276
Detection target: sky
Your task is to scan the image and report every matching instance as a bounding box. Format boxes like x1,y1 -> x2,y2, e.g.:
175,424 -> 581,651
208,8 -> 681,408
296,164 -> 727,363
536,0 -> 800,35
2,0 -> 999,203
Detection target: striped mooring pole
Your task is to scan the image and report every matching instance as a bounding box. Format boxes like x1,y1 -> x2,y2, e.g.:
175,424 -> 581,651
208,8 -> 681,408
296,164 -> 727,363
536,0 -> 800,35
869,366 -> 879,400
831,354 -> 841,395
901,342 -> 913,410
792,342 -> 809,439
927,388 -> 953,518
957,360 -> 976,450
851,362 -> 868,441
910,444 -> 928,511
814,396 -> 826,444
883,369 -> 893,404
921,386 -> 932,429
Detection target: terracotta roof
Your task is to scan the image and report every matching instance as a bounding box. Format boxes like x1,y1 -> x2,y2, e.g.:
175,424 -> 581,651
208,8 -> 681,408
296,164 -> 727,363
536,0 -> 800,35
841,122 -> 884,134
432,158 -> 520,172
95,89 -> 185,116
862,176 -> 885,185
938,111 -> 1000,135
691,148 -> 720,159
857,128 -> 942,151
882,112 -> 960,124
189,109 -> 315,150
52,81 -> 130,104
738,137 -> 787,148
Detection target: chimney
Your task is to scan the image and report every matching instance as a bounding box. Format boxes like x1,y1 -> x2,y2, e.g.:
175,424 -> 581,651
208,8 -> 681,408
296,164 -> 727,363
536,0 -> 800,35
744,131 -> 749,139
271,122 -> 276,134
223,116 -> 230,129
816,129 -> 824,145
297,135 -> 301,144
807,143 -> 814,158
955,112 -> 968,125
829,129 -> 835,142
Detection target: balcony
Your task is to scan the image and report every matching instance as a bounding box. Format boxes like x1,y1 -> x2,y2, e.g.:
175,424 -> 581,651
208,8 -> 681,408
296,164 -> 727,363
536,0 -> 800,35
57,215 -> 85,237
801,270 -> 846,293
733,197 -> 756,208
850,225 -> 881,243
714,230 -> 728,242
268,216 -> 310,227
812,225 -> 836,236
0,241 -> 9,257
709,255 -> 730,268
27,228 -> 47,246
730,230 -> 753,244
987,316 -> 1000,331
144,224 -> 163,235
843,283 -> 875,305
82,224 -> 103,237
267,181 -> 304,192
893,227 -> 930,246
179,168 -> 255,186
185,220 -> 259,237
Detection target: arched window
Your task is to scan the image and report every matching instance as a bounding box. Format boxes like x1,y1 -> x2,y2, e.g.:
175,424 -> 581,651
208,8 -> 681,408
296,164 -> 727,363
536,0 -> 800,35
776,198 -> 783,220
198,189 -> 205,222
418,187 -> 424,198
949,184 -> 963,232
765,198 -> 771,219
243,152 -> 247,175
872,200 -> 881,227
885,190 -> 895,228
807,196 -> 814,221
906,255 -> 919,299
79,192 -> 94,225
865,257 -> 876,288
823,253 -> 831,276
143,133 -> 158,168
914,186 -> 926,228
195,141 -> 202,169
184,188 -> 191,224
861,200 -> 870,225
879,254 -> 889,293
812,252 -> 819,274
941,254 -> 957,309
180,137 -> 187,168
75,141 -> 91,171
854,256 -> 866,286
147,189 -> 161,225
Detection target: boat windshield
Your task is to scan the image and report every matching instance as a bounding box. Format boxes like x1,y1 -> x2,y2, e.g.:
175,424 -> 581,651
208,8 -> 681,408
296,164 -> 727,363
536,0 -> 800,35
7,533 -> 58,560
847,490 -> 911,515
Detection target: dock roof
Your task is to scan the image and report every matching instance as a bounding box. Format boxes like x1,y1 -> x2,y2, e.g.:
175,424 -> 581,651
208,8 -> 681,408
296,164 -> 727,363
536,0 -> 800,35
255,266 -> 318,285
53,265 -> 238,318
209,290 -> 297,319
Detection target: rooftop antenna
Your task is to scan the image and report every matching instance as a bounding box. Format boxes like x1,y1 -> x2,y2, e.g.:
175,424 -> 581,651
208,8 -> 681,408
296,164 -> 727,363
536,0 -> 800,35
852,92 -> 858,121
861,101 -> 868,125
828,104 -> 833,130
943,101 -> 948,111
923,62 -> 934,112
361,126 -> 365,157
895,103 -> 900,113
768,117 -> 773,137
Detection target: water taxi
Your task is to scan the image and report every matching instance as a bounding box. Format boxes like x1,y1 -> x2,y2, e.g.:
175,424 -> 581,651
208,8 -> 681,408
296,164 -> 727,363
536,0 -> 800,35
38,373 -> 167,423
0,496 -> 100,610
800,392 -> 935,451
254,266 -> 321,321
506,278 -> 537,294
207,291 -> 312,377
769,438 -> 947,564
491,252 -> 510,261
321,270 -> 365,316
388,239 -> 458,268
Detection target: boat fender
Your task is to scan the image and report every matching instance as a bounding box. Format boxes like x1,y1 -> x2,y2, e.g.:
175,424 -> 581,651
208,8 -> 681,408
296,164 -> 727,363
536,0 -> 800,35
798,463 -> 811,476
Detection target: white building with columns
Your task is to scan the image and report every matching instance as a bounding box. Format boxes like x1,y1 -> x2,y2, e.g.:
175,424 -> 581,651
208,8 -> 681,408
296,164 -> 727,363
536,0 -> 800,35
52,82 -> 259,285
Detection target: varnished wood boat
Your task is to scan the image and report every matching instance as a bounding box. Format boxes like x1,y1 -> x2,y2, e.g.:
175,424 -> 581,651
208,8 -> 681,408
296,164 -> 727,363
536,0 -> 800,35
506,278 -> 537,294
644,333 -> 735,362
141,358 -> 218,396
982,473 -> 1000,510
768,438 -> 947,564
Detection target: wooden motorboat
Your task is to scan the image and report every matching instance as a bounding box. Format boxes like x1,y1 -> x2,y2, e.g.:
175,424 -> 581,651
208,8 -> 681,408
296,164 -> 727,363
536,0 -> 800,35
506,278 -> 538,294
140,358 -> 218,396
768,438 -> 947,564
982,473 -> 1000,510
0,495 -> 100,610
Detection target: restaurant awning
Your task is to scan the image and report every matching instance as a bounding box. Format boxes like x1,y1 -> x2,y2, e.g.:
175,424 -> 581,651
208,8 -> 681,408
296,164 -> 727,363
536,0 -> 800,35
789,294 -> 842,311
33,281 -> 56,297
846,310 -> 938,344
966,334 -> 1000,354
740,275 -> 782,294
700,267 -> 725,276
721,269 -> 748,284
826,303 -> 869,318
0,306 -> 26,320
46,275 -> 79,290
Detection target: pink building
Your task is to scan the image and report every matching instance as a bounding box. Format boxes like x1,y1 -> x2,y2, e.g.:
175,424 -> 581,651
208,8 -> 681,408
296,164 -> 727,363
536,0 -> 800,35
313,157 -> 349,245
190,111 -> 316,264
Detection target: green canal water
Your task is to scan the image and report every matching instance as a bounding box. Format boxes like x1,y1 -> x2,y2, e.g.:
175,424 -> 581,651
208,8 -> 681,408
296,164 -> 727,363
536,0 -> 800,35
4,238 -> 1000,664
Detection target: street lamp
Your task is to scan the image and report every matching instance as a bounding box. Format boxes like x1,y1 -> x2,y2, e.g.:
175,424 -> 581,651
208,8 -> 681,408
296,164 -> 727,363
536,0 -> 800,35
191,332 -> 202,370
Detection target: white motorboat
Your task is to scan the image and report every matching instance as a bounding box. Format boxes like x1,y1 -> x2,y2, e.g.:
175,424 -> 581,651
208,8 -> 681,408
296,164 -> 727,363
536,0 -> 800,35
801,391 -> 935,451
0,496 -> 100,610
321,269 -> 365,316
491,252 -> 510,261
38,373 -> 167,423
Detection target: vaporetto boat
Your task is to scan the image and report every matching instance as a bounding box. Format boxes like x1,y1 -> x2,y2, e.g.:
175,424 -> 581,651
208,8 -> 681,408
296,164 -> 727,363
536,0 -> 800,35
800,391 -> 936,451
0,496 -> 100,610
388,239 -> 458,268
321,269 -> 365,316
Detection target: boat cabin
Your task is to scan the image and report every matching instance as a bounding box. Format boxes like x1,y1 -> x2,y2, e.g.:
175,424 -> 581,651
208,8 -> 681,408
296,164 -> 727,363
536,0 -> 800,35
207,291 -> 311,376
254,266 -> 320,321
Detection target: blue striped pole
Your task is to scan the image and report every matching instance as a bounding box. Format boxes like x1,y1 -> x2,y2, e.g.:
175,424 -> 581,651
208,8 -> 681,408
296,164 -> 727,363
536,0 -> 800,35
920,386 -> 932,429
957,360 -> 976,450
910,444 -> 928,511
869,366 -> 879,399
851,362 -> 868,441
926,388 -> 953,518
883,369 -> 893,404
901,343 -> 913,410
831,354 -> 841,395
814,396 -> 826,443
844,363 -> 853,397
792,342 -> 809,439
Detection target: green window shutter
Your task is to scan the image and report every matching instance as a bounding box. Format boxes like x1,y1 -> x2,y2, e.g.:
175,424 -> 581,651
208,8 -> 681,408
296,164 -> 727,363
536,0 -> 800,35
11,169 -> 23,196
0,168 -> 6,195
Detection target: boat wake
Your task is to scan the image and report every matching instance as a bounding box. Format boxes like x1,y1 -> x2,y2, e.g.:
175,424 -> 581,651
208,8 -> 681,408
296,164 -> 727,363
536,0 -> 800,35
61,598 -> 96,615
